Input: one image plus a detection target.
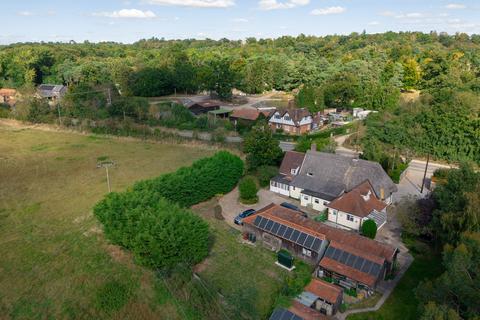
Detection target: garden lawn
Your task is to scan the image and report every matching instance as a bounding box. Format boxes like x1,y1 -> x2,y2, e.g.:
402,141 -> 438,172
193,200 -> 288,319
347,248 -> 443,320
0,123 -> 215,319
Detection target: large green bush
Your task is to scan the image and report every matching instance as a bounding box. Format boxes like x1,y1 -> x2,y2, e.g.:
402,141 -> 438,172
94,151 -> 243,270
239,176 -> 258,204
133,151 -> 244,207
361,219 -> 378,239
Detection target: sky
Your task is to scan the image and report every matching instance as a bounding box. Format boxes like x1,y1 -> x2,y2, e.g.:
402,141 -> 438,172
1,0 -> 479,44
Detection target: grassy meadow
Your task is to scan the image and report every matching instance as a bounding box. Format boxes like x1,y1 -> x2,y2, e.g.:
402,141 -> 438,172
0,122 -> 289,320
0,123 -> 215,319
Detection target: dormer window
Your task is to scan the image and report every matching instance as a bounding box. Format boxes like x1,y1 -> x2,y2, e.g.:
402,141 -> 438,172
291,167 -> 299,175
275,114 -> 281,119
307,172 -> 313,177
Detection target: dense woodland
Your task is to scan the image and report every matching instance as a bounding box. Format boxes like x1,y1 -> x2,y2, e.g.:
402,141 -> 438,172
1,32 -> 479,163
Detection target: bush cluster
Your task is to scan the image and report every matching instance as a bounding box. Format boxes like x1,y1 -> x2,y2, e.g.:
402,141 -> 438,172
94,151 -> 244,270
239,176 -> 259,204
133,151 -> 244,207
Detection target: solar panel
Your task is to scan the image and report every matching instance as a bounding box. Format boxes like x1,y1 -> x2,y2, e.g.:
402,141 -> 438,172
271,222 -> 280,235
284,227 -> 293,239
361,260 -> 373,273
312,238 -> 322,252
265,219 -> 274,232
290,230 -> 300,242
258,217 -> 268,229
304,235 -> 314,249
346,254 -> 357,267
332,248 -> 342,260
253,216 -> 262,226
369,263 -> 381,277
277,224 -> 287,237
354,257 -> 365,270
324,246 -> 335,258
339,251 -> 349,264
297,232 -> 307,246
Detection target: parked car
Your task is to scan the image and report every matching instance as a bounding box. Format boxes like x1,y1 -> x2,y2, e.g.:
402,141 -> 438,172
280,202 -> 308,218
234,209 -> 257,225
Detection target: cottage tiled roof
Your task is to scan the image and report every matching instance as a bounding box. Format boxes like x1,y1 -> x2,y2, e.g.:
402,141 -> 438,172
289,301 -> 328,320
279,151 -> 306,178
304,279 -> 342,304
319,257 -> 378,288
244,204 -> 397,263
327,181 -> 388,218
230,108 -> 269,121
291,152 -> 397,200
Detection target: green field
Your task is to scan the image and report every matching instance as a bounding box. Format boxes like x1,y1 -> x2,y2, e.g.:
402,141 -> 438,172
0,124 -> 217,319
0,123 -> 289,319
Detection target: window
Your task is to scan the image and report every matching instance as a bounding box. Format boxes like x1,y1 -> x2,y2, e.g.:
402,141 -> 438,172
307,172 -> 313,177
271,181 -> 275,186
304,196 -> 309,200
292,186 -> 296,191
323,201 -> 328,206
275,114 -> 281,119
276,124 -> 281,129
314,199 -> 320,204
347,214 -> 354,222
332,210 -> 337,216
302,248 -> 312,257
285,116 -> 291,121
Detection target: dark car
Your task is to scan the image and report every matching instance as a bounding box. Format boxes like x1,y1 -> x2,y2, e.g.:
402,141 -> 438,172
234,209 -> 257,225
280,202 -> 308,218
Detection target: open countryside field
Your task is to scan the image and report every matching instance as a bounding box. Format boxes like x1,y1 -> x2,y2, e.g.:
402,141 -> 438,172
0,122 -> 290,320
0,123 -> 217,319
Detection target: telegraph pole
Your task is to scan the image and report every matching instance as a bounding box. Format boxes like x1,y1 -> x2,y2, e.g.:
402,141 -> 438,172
97,160 -> 115,193
420,154 -> 430,194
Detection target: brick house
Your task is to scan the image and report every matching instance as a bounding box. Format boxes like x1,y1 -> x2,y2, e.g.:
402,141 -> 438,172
268,108 -> 313,135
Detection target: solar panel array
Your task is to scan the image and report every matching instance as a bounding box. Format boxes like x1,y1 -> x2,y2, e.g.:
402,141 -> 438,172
269,308 -> 303,320
323,246 -> 382,277
253,216 -> 323,253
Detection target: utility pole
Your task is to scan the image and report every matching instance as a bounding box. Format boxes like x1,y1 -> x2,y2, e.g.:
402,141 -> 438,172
97,160 -> 115,193
107,88 -> 112,106
57,103 -> 62,126
420,154 -> 430,194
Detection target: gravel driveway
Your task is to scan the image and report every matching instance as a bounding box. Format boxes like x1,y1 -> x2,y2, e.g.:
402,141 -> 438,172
218,188 -> 289,230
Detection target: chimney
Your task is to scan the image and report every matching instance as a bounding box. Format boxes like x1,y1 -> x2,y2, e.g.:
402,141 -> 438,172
380,188 -> 385,201
311,143 -> 317,152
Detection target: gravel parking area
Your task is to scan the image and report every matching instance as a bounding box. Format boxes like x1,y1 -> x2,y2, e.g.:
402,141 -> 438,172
218,188 -> 289,230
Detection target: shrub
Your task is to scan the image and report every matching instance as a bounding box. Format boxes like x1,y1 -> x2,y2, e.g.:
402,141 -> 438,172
94,192 -> 210,270
239,176 -> 258,204
361,219 -> 378,239
314,211 -> 327,222
133,151 -> 244,207
94,152 -> 243,271
255,165 -> 278,187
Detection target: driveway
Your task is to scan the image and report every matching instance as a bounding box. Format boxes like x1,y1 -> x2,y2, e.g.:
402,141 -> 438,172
218,188 -> 289,230
394,159 -> 456,202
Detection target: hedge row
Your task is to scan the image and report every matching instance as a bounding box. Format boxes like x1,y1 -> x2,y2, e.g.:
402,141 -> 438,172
94,151 -> 244,270
133,151 -> 244,207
